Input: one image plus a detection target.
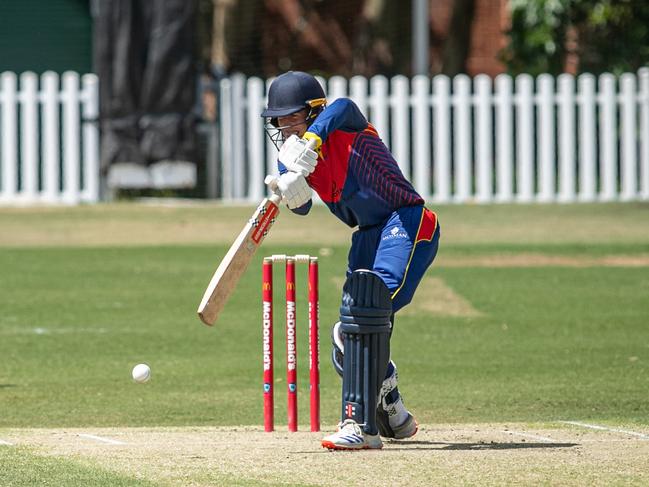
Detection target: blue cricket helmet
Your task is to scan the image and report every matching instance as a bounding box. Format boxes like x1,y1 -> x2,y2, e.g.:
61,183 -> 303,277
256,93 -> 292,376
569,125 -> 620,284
261,71 -> 326,120
261,71 -> 326,148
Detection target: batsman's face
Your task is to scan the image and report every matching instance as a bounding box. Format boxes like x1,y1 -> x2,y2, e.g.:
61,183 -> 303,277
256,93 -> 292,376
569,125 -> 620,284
278,109 -> 308,139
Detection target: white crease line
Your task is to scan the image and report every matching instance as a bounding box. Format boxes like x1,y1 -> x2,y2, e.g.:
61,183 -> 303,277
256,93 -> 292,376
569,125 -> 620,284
579,439 -> 649,443
0,439 -> 13,446
504,430 -> 556,442
78,434 -> 126,445
560,421 -> 649,439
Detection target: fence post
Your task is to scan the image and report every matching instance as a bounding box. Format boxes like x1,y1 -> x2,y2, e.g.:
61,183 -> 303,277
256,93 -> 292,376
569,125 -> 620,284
453,75 -> 472,202
1,72 -> 18,202
231,74 -> 246,200
433,75 -> 451,203
412,75 -> 431,200
328,76 -> 347,104
62,72 -> 81,205
578,74 -> 596,202
265,76 -> 278,185
537,74 -> 555,202
219,78 -> 232,200
247,77 -> 265,201
598,73 -> 617,201
41,72 -> 61,203
515,74 -> 534,202
619,73 -> 637,201
557,74 -> 576,203
390,75 -> 410,180
81,73 -> 100,203
350,75 -> 368,117
369,75 -> 389,145
19,72 -> 39,202
474,74 -> 493,203
640,68 -> 649,200
495,74 -> 513,203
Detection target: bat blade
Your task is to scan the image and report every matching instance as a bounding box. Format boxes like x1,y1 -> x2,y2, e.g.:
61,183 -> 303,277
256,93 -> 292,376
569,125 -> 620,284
197,194 -> 281,326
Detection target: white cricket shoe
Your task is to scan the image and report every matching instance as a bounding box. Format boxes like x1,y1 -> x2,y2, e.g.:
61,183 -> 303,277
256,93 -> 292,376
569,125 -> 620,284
321,419 -> 383,450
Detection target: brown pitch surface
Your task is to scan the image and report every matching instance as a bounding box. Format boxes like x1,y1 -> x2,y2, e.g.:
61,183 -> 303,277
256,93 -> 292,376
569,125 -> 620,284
3,423 -> 648,486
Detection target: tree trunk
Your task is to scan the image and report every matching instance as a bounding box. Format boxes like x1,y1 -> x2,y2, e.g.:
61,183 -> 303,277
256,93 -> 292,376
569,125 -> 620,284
441,0 -> 476,76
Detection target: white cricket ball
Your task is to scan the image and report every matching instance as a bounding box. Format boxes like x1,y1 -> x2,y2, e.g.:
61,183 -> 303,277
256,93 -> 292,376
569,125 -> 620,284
132,363 -> 151,383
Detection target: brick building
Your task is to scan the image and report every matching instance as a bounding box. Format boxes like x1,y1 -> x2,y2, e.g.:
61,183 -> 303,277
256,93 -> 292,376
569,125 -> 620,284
429,0 -> 509,77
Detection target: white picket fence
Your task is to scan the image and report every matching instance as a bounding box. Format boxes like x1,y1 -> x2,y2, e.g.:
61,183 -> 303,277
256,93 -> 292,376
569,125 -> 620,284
221,69 -> 649,204
2,69 -> 649,205
0,71 -> 99,205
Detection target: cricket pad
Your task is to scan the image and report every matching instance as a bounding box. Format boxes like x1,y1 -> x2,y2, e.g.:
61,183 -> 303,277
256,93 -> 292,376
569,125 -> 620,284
339,270 -> 392,435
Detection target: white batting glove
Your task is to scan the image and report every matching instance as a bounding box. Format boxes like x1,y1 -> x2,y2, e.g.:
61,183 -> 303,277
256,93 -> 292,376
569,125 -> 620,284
278,135 -> 318,176
275,171 -> 312,209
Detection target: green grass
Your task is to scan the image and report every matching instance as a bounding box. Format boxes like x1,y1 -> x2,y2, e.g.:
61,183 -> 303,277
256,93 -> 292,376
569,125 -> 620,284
2,202 -> 649,247
1,241 -> 647,428
0,202 -> 648,484
0,245 -> 345,427
444,241 -> 649,256
0,446 -> 158,487
407,266 -> 649,424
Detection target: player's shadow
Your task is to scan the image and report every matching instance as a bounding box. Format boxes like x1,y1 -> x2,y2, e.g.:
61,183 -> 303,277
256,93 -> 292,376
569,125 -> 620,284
0,384 -> 17,389
385,440 -> 579,451
303,440 -> 579,454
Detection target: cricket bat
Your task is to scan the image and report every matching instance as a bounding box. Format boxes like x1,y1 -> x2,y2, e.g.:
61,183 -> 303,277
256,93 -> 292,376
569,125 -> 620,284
197,186 -> 281,326
198,140 -> 316,326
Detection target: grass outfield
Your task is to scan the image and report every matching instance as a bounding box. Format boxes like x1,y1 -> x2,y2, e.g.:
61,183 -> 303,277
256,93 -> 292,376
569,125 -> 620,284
1,202 -> 648,485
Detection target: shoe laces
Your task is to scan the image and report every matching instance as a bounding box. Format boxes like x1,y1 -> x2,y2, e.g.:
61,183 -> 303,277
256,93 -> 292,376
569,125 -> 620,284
337,419 -> 364,435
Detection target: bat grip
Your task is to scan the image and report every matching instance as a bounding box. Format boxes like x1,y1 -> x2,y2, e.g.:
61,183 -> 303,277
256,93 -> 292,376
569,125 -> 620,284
265,138 -> 317,201
264,175 -> 280,195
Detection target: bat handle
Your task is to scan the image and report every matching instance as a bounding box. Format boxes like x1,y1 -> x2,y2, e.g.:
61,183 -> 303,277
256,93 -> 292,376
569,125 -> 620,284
264,174 -> 279,192
264,175 -> 282,206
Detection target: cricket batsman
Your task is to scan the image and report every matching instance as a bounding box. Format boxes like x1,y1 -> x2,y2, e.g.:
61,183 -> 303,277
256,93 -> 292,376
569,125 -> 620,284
261,71 -> 440,450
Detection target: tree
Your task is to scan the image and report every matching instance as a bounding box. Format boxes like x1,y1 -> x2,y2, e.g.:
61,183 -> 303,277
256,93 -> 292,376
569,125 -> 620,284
501,0 -> 649,75
574,0 -> 649,74
500,0 -> 572,75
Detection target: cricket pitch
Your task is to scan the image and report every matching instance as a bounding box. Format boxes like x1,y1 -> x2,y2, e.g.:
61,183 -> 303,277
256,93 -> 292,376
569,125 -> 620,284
3,423 -> 648,486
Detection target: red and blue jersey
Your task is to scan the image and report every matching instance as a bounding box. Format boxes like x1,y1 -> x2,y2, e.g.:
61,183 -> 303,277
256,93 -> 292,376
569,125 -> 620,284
278,98 -> 424,228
